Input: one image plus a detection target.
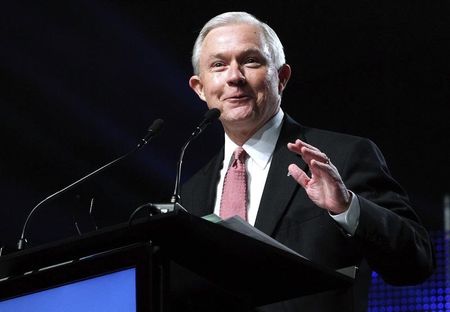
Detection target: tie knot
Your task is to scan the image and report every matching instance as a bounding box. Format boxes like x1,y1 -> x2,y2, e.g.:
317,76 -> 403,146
234,147 -> 247,163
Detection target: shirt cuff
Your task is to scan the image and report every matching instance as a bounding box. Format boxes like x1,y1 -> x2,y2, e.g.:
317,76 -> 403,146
329,191 -> 360,236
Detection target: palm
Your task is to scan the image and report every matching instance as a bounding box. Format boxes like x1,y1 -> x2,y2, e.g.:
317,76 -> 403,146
301,164 -> 348,212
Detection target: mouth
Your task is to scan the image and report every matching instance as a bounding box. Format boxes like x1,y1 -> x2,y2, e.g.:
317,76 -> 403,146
224,94 -> 251,102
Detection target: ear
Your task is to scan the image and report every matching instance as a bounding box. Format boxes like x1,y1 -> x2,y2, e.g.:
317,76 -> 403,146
189,75 -> 206,102
277,64 -> 291,94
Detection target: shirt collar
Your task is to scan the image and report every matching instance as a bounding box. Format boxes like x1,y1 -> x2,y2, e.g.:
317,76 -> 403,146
224,109 -> 284,169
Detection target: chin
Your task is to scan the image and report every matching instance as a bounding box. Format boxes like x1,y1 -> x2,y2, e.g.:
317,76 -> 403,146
226,112 -> 255,123
226,106 -> 255,120
224,116 -> 261,131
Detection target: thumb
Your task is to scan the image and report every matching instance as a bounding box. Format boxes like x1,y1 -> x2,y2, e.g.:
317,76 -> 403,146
288,164 -> 310,188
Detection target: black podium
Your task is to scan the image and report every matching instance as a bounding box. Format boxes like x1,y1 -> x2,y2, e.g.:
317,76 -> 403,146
0,208 -> 354,311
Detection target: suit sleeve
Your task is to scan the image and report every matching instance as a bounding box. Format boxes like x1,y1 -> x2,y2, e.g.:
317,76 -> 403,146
341,138 -> 435,285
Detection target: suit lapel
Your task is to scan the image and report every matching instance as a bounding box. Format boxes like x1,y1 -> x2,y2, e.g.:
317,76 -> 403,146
254,115 -> 308,236
191,148 -> 224,217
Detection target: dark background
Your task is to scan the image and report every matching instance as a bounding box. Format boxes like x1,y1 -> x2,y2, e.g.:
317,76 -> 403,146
1,1 -> 449,251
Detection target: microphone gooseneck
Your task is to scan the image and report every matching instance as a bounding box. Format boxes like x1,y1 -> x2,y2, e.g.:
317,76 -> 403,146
170,108 -> 221,204
17,119 -> 164,251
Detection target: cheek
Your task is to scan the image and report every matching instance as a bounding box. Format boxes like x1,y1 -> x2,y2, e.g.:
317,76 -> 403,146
265,73 -> 281,98
258,77 -> 277,99
252,69 -> 277,92
203,76 -> 224,97
254,77 -> 281,112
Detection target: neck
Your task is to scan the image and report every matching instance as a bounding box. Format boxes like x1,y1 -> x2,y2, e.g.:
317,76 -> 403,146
223,109 -> 280,146
224,127 -> 257,146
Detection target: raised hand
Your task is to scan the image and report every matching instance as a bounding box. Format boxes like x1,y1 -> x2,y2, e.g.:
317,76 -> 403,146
287,139 -> 351,214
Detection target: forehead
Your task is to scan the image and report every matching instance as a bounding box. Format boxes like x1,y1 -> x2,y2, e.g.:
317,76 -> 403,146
201,23 -> 266,57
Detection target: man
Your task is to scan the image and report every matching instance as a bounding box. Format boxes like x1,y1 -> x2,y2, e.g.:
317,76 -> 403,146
180,11 -> 434,312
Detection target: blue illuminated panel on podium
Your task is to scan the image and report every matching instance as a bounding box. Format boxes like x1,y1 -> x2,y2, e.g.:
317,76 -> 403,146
0,268 -> 136,312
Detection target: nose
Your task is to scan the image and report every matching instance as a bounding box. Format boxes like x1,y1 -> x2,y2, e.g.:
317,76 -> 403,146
226,64 -> 246,86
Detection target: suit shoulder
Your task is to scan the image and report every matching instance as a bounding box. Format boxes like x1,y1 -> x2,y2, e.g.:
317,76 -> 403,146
285,115 -> 369,143
302,125 -> 376,148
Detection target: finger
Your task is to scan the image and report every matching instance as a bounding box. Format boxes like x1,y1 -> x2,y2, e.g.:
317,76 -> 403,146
288,139 -> 328,160
288,140 -> 331,168
288,164 -> 310,188
292,139 -> 321,152
287,139 -> 312,154
301,148 -> 330,165
310,159 -> 339,180
287,141 -> 303,155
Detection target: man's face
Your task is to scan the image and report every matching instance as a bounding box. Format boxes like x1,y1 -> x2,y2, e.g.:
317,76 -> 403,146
189,23 -> 290,135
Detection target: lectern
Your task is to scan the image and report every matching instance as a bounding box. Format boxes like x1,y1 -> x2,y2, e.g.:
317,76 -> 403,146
0,207 -> 354,311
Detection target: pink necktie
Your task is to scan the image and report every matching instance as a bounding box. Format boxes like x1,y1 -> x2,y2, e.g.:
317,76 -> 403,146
220,147 -> 248,221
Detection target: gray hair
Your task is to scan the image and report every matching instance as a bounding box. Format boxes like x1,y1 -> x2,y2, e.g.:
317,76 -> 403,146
191,12 -> 286,75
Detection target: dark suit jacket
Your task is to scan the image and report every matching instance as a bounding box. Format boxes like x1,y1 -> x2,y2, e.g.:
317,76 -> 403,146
180,115 -> 435,312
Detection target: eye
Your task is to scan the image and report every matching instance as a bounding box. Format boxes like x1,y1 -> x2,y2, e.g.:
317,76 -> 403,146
244,57 -> 262,67
211,61 -> 225,68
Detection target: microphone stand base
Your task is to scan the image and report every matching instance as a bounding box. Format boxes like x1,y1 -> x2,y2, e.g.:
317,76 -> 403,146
149,202 -> 187,214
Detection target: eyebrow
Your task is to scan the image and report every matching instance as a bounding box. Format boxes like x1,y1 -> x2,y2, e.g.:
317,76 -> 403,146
206,48 -> 267,62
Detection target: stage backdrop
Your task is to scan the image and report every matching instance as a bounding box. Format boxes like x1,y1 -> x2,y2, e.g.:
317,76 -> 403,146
1,1 -> 448,250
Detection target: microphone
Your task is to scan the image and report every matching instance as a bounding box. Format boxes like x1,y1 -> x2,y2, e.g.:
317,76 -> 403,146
16,119 -> 164,250
127,109 -> 220,225
170,108 -> 221,204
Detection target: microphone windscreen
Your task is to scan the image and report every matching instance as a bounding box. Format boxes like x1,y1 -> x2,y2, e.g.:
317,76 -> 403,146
148,118 -> 164,134
204,108 -> 221,122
